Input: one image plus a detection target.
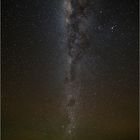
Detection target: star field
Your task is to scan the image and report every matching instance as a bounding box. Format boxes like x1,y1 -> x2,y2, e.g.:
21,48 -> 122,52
2,0 -> 139,140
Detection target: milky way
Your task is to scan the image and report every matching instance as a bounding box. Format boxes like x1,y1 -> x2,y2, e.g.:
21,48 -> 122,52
64,0 -> 92,138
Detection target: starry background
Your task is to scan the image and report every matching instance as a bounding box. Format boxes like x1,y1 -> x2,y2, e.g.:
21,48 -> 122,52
2,0 -> 139,140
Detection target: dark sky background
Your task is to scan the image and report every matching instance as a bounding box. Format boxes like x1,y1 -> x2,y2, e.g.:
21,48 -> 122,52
2,0 -> 139,140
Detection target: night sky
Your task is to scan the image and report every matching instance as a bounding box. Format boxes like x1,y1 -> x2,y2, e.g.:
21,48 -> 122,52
2,0 -> 139,140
